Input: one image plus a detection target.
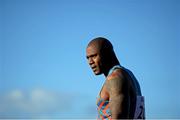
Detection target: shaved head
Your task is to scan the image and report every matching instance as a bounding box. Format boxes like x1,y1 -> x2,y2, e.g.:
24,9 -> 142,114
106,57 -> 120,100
86,37 -> 119,76
87,37 -> 113,54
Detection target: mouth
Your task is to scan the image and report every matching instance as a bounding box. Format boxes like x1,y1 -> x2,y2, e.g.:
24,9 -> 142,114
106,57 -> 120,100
91,66 -> 96,71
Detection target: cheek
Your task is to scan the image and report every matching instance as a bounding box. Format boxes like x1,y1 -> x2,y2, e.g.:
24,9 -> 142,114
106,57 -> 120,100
98,62 -> 103,69
96,57 -> 102,67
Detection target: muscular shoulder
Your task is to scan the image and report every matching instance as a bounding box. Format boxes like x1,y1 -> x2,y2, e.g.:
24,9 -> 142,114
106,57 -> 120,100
107,69 -> 125,81
106,69 -> 126,95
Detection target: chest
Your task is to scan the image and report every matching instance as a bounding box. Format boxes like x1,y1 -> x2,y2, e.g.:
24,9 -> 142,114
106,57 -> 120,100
99,83 -> 109,101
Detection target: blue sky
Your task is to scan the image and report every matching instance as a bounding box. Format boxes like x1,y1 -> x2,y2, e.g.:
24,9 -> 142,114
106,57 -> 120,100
0,0 -> 180,119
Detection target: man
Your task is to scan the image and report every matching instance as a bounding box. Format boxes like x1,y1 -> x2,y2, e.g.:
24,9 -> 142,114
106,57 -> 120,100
86,37 -> 145,119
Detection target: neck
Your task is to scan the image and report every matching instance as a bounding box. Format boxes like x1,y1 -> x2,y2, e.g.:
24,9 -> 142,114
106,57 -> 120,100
103,63 -> 120,77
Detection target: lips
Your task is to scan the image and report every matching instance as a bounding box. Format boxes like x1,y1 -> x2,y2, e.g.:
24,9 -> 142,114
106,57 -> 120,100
91,66 -> 96,70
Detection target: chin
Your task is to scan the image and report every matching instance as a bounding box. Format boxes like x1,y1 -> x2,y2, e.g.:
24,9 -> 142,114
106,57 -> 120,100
94,71 -> 102,75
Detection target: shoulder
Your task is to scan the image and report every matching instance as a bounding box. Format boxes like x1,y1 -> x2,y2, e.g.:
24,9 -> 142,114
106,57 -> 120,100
107,68 -> 125,81
105,69 -> 127,95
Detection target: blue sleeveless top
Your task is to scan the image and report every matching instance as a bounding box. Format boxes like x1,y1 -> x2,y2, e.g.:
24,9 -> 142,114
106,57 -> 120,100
96,65 -> 145,119
96,65 -> 121,120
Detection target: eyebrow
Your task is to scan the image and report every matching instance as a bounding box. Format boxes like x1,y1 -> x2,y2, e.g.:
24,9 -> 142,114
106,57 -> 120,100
86,54 -> 97,59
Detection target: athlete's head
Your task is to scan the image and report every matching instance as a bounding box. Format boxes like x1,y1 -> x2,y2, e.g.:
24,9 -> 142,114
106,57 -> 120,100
86,37 -> 119,75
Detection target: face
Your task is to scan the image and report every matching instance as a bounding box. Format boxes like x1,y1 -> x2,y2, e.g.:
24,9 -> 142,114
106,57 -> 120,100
86,45 -> 102,75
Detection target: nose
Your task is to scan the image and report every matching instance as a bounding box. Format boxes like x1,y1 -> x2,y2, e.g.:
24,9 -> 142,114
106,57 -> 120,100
88,58 -> 94,65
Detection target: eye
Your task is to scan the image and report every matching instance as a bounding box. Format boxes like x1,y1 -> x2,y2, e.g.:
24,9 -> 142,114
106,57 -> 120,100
92,54 -> 97,59
93,55 -> 97,58
86,54 -> 97,60
86,56 -> 90,60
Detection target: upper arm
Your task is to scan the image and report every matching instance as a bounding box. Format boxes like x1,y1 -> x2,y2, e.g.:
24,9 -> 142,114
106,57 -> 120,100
106,71 -> 129,118
106,72 -> 125,96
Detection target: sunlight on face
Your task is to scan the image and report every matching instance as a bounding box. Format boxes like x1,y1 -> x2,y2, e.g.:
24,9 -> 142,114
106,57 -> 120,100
86,46 -> 102,75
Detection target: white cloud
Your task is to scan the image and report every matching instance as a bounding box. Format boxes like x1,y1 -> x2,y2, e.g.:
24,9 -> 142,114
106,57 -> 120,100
8,90 -> 24,100
0,88 -> 74,118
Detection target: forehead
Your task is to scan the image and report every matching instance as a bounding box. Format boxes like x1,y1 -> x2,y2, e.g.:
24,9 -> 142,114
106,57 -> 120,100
86,45 -> 99,56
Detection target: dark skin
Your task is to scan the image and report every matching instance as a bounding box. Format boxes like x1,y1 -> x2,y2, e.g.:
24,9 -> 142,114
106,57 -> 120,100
86,40 -> 141,119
